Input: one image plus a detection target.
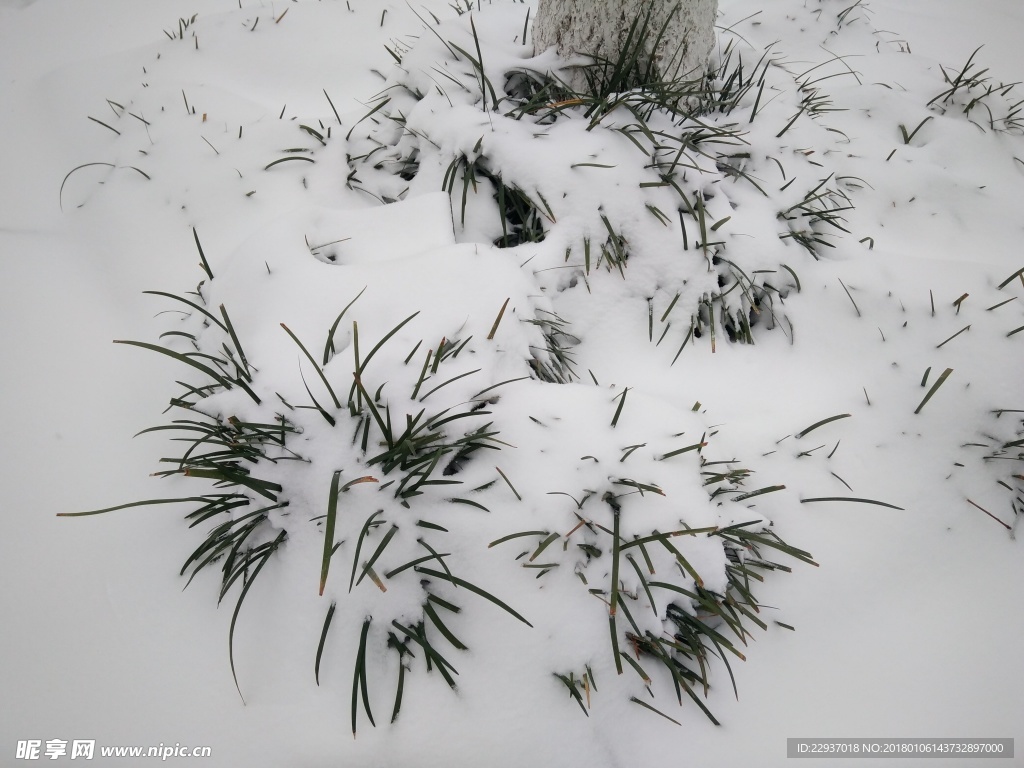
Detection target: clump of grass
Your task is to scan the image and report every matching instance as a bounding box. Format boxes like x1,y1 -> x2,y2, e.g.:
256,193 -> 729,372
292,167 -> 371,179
927,46 -> 1024,135
62,228 -> 817,728
966,409 -> 1024,537
490,432 -> 814,725
59,2 -> 836,732
524,309 -> 579,383
343,4 -> 863,353
777,175 -> 854,258
164,13 -> 198,41
60,237 -> 547,720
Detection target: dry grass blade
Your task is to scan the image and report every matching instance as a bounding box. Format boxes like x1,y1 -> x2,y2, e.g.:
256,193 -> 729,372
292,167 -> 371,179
966,499 -> 1013,530
487,298 -> 510,340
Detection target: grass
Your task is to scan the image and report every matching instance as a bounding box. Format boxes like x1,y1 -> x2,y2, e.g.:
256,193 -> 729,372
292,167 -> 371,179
62,228 -> 535,719
64,246 -> 817,725
60,162 -> 150,212
163,13 -> 198,41
972,408 -> 1024,537
524,309 -> 579,383
344,2 -> 862,353
61,0 -> 996,735
489,429 -> 815,725
914,367 -> 953,415
927,46 -> 1024,135
778,176 -> 855,258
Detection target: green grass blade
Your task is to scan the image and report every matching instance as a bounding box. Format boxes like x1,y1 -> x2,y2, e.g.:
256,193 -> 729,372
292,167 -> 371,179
281,323 -> 342,410
629,696 -> 682,726
610,387 -> 629,427
58,496 -> 221,517
181,468 -> 281,500
470,376 -> 530,400
391,621 -> 459,688
837,278 -> 861,317
193,228 -> 214,281
323,286 -> 366,365
320,470 -> 342,595
60,162 -> 114,211
349,511 -> 383,592
388,635 -> 407,723
345,96 -> 391,141
529,532 -> 561,562
447,497 -> 490,512
609,615 -> 623,675
352,617 -> 375,736
619,651 -> 651,685
112,341 -> 245,399
626,554 -> 658,615
219,305 -> 250,375
414,567 -> 532,626
264,156 -> 315,170
936,325 -> 970,349
553,673 -> 589,716
142,291 -> 227,332
423,600 -> 467,650
731,484 -> 786,502
488,530 -> 550,548
997,266 -> 1024,289
323,88 -> 342,123
384,551 -> 452,580
416,538 -> 454,583
315,601 -> 336,685
346,312 -> 420,404
914,367 -> 953,414
800,496 -> 904,510
229,530 -> 286,704
620,527 -> 718,551
495,466 -> 522,501
795,413 -> 850,438
418,368 -> 482,402
609,499 -> 622,618
658,440 -> 707,460
356,524 -> 399,587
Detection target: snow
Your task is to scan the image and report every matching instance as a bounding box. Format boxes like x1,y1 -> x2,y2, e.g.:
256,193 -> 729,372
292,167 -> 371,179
2,1 -> 1023,766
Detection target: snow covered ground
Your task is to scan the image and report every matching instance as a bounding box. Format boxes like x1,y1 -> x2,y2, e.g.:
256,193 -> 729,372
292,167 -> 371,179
2,1 -> 1022,766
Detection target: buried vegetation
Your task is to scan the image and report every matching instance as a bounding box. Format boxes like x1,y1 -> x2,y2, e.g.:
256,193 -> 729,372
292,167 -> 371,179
57,0 -> 1024,738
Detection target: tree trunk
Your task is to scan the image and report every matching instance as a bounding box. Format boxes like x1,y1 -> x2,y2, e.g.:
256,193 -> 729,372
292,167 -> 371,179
533,0 -> 718,92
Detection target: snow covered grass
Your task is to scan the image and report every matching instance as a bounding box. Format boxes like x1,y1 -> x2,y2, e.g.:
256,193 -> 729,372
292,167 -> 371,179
5,0 -> 1024,766
57,0 -> 855,732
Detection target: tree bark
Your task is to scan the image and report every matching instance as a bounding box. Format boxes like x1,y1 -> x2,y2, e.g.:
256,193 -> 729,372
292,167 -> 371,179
533,0 -> 718,92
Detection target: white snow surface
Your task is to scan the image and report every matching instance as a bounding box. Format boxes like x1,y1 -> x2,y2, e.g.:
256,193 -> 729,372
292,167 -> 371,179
2,1 -> 1023,767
